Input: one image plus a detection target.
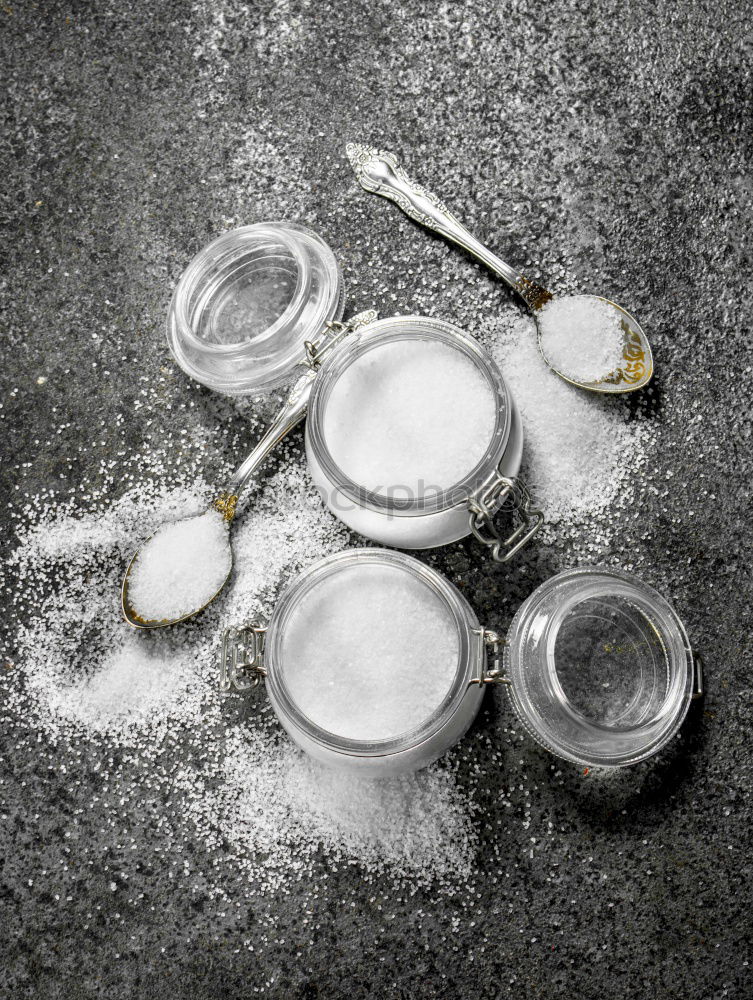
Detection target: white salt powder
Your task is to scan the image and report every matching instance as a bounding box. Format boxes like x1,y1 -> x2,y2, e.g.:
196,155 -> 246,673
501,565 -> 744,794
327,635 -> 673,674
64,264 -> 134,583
127,507 -> 232,621
480,311 -> 652,524
322,339 -> 497,496
60,636 -> 188,732
280,562 -> 459,741
537,294 -> 625,383
7,465 -> 475,893
177,728 -> 476,889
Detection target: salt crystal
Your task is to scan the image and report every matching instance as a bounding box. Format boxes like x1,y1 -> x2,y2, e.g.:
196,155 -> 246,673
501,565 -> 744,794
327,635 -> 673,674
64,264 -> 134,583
537,295 -> 625,383
127,508 -> 232,621
281,562 -> 459,741
322,339 -> 497,496
179,728 -> 476,889
7,465 -> 474,892
61,636 -> 188,731
480,311 -> 651,524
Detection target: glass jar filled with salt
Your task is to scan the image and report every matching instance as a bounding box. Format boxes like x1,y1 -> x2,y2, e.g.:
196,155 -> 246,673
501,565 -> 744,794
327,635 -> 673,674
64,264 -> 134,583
164,222 -> 542,572
305,317 -> 542,557
222,554 -> 702,775
221,549 -> 491,776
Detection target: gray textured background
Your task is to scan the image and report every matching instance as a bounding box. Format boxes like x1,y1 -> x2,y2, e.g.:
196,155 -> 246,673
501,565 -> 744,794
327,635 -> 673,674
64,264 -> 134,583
2,1 -> 752,998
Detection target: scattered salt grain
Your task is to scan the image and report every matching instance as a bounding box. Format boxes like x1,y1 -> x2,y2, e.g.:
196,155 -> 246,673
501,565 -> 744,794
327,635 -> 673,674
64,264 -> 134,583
281,562 -> 459,741
59,636 -> 189,732
537,294 -> 625,383
7,463 -> 475,895
480,311 -> 652,524
178,728 -> 476,889
323,338 -> 497,496
127,507 -> 232,621
8,481 -> 213,745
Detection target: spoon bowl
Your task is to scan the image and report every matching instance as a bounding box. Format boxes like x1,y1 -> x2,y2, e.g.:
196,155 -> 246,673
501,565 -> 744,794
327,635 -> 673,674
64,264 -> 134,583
121,505 -> 235,629
535,294 -> 653,393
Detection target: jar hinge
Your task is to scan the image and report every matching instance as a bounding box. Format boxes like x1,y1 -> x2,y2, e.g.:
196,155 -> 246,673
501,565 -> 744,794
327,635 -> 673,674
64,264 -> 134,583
691,651 -> 704,700
220,624 -> 268,693
304,309 -> 379,369
468,472 -> 544,563
469,629 -> 512,686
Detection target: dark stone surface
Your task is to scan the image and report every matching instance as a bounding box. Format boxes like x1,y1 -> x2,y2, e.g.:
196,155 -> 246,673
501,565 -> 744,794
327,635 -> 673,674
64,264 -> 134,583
1,2 -> 751,998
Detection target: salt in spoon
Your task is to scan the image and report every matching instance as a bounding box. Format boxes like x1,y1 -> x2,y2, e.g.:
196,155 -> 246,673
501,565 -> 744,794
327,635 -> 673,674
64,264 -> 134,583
346,143 -> 653,393
122,313 -> 376,628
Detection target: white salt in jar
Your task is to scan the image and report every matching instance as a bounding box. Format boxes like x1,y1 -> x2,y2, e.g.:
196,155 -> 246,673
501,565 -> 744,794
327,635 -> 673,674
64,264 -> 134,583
305,317 -> 542,561
221,549 -> 494,776
221,556 -> 702,775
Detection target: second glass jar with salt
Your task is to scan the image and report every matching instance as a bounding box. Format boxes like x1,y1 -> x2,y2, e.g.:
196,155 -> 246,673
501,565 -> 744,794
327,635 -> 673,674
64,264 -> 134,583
306,316 -> 541,555
221,550 -> 702,776
166,221 -> 542,562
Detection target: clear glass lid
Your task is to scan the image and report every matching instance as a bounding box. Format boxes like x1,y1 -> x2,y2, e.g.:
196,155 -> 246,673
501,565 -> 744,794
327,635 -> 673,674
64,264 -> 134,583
166,222 -> 344,395
503,567 -> 696,767
306,317 -> 513,515
265,549 -> 481,755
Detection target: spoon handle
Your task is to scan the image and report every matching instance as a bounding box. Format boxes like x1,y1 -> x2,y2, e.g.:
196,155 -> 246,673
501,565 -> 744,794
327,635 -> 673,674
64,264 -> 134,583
223,368 -> 317,503
216,310 -> 379,517
346,142 -> 551,310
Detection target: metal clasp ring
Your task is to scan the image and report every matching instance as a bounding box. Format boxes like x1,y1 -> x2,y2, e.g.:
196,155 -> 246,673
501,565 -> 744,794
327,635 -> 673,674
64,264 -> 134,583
691,651 -> 704,700
304,309 -> 379,369
467,472 -> 544,563
220,624 -> 268,693
468,629 -> 512,686
304,321 -> 351,369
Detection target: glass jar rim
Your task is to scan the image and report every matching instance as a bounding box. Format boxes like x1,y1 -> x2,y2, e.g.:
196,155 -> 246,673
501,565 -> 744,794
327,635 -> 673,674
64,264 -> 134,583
169,223 -> 311,361
306,316 -> 513,517
166,221 -> 345,395
503,566 -> 695,767
265,548 -> 482,758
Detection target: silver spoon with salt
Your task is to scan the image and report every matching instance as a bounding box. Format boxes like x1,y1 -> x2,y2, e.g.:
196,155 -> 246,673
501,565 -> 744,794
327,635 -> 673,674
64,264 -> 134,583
346,143 -> 653,393
122,314 -> 376,629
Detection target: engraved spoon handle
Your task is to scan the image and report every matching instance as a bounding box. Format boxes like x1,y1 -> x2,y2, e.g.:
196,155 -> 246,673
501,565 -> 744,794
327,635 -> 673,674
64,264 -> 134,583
216,308 -> 379,515
346,143 -> 552,310
224,367 -> 316,502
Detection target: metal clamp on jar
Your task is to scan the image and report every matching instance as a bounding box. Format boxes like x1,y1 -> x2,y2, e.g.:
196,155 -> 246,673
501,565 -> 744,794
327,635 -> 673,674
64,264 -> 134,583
221,551 -> 702,776
166,222 -> 543,565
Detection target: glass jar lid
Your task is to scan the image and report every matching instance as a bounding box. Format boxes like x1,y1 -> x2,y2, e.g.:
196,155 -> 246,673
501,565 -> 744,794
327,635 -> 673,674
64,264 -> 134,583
265,549 -> 481,756
166,221 -> 344,395
503,567 -> 696,767
307,316 -> 513,515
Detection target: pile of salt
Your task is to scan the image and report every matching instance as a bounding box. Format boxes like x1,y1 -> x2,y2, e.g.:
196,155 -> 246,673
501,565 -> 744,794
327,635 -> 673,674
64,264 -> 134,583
128,508 -> 232,621
322,339 -> 497,497
9,474 -> 475,889
537,294 -> 626,383
480,311 -> 651,525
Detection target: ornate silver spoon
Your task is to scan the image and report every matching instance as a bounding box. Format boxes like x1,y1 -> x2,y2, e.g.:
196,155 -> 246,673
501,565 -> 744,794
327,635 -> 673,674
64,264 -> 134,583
122,313 -> 376,628
346,143 -> 652,393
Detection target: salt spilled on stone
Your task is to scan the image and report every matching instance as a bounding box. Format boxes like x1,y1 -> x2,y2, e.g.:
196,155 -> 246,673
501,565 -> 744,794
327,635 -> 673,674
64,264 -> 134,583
178,727 -> 476,889
537,294 -> 625,383
322,338 -> 497,496
59,636 -> 189,733
127,507 -> 232,621
480,310 -> 652,525
7,466 -> 475,893
281,562 -> 459,741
